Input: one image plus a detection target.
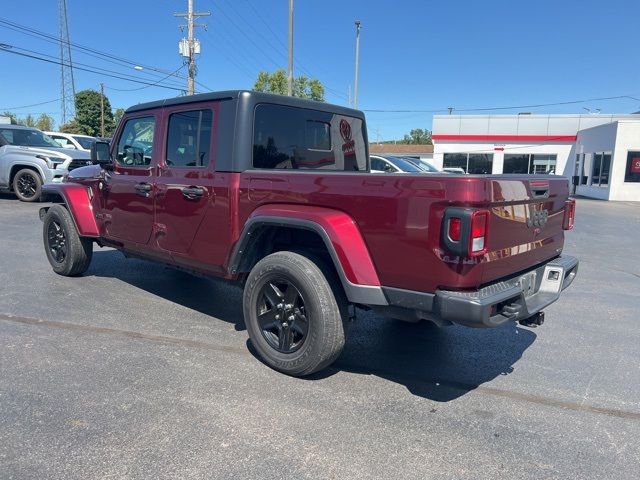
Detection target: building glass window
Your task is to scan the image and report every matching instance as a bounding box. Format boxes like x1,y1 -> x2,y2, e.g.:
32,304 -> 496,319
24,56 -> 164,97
503,154 -> 529,174
581,154 -> 591,185
589,152 -> 612,186
624,151 -> 640,183
442,153 -> 467,171
443,153 -> 493,173
504,154 -> 557,174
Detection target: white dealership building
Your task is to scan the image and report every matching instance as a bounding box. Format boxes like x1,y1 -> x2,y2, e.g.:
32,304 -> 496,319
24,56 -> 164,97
431,113 -> 640,201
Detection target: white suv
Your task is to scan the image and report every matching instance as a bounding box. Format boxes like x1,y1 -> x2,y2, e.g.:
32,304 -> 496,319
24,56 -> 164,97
45,132 -> 96,151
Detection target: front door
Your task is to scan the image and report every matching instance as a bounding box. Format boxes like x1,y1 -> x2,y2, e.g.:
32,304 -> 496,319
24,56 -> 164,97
154,105 -> 216,254
102,114 -> 158,245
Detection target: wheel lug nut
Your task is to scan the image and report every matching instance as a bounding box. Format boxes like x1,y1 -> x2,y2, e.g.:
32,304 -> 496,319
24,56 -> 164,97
275,314 -> 280,320
288,315 -> 295,322
282,322 -> 288,327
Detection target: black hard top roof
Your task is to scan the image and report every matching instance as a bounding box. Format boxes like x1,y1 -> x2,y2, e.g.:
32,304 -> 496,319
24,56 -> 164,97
125,90 -> 364,118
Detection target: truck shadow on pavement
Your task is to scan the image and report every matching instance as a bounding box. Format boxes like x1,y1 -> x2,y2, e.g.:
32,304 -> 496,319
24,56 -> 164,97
326,317 -> 537,401
90,250 -> 247,331
90,250 -> 537,402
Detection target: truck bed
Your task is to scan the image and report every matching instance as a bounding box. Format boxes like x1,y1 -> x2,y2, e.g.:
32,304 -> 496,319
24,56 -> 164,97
235,172 -> 569,293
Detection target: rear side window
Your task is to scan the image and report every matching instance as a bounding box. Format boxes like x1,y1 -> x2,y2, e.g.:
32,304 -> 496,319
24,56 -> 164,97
253,104 -> 367,171
116,116 -> 156,167
166,109 -> 213,168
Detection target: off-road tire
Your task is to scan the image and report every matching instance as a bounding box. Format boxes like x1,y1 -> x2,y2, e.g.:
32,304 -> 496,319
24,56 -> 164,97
13,168 -> 42,202
243,251 -> 346,377
43,204 -> 93,276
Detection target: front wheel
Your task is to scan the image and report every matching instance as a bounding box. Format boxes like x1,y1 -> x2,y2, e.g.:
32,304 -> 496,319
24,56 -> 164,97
13,168 -> 42,202
43,205 -> 93,276
243,251 -> 346,377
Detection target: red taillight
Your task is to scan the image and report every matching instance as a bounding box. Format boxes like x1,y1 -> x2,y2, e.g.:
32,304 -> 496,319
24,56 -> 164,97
563,199 -> 576,230
470,210 -> 488,255
442,208 -> 489,258
448,218 -> 461,241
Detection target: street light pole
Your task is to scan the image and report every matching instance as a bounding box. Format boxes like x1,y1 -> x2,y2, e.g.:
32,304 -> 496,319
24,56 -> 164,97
287,0 -> 294,96
100,82 -> 105,137
353,20 -> 361,109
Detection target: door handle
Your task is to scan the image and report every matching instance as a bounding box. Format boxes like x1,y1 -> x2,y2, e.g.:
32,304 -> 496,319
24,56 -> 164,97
181,186 -> 205,199
134,182 -> 152,197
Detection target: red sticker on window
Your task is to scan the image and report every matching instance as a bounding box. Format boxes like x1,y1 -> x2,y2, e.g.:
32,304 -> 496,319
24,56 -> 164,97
631,157 -> 640,173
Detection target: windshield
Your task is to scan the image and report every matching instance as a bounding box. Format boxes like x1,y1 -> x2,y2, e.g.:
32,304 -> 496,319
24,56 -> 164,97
403,157 -> 440,173
386,156 -> 424,172
0,128 -> 61,148
72,135 -> 96,149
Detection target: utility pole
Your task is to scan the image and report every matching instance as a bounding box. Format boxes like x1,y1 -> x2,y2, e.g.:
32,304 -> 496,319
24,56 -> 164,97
100,82 -> 105,137
175,0 -> 210,95
353,20 -> 361,109
287,0 -> 294,96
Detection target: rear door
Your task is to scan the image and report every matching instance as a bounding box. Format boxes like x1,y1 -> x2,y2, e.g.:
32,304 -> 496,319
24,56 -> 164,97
102,114 -> 158,244
154,103 -> 216,253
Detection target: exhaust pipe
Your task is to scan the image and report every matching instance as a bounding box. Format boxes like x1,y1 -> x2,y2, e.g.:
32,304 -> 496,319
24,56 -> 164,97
519,311 -> 545,328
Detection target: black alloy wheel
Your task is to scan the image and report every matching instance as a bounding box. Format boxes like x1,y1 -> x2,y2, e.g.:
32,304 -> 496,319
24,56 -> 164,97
42,204 -> 93,276
13,169 -> 42,202
243,251 -> 347,377
47,220 -> 67,264
256,279 -> 308,353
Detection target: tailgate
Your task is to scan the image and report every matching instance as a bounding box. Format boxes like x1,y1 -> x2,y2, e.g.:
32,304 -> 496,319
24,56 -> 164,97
481,176 -> 569,285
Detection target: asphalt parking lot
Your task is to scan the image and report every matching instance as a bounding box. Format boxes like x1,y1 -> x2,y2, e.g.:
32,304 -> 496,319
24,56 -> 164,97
0,193 -> 638,480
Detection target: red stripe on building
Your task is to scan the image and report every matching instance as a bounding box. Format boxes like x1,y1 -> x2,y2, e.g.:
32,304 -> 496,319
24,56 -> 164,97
431,134 -> 577,142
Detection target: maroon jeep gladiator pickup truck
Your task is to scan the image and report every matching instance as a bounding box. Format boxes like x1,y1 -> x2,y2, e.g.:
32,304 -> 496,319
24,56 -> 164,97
39,90 -> 578,376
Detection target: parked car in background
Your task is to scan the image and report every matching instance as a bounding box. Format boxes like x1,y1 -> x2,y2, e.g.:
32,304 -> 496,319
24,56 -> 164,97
443,167 -> 466,174
371,155 -> 433,173
371,155 -> 445,174
45,132 -> 97,151
0,125 -> 90,201
402,156 -> 443,173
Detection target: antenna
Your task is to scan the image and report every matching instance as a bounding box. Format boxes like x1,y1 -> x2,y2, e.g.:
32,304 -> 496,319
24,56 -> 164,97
59,0 -> 76,124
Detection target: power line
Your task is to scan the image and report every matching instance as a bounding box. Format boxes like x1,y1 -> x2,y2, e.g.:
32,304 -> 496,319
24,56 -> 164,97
0,17 -> 195,86
0,47 -> 185,91
363,95 -> 640,114
239,0 -> 348,102
3,44 -> 186,89
209,0 -> 282,69
105,66 -> 187,92
0,98 -> 61,110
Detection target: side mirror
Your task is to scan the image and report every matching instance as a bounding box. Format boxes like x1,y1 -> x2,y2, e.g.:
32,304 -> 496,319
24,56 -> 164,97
91,141 -> 113,170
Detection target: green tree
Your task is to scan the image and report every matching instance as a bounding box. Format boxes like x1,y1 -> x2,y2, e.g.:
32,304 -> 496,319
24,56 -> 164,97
401,128 -> 432,145
2,111 -> 18,124
73,89 -> 115,136
253,69 -> 325,101
35,114 -> 54,132
23,114 -> 36,127
110,108 -> 125,136
59,119 -> 84,134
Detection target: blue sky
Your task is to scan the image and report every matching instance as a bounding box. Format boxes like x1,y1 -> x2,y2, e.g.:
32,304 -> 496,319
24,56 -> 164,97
1,0 -> 639,139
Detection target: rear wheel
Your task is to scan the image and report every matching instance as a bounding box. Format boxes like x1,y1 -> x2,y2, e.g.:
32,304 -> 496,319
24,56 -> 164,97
243,251 -> 346,377
43,205 -> 93,276
13,168 -> 42,202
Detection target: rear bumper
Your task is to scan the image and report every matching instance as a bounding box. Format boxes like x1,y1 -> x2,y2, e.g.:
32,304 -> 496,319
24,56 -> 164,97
436,255 -> 578,327
382,255 -> 578,328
